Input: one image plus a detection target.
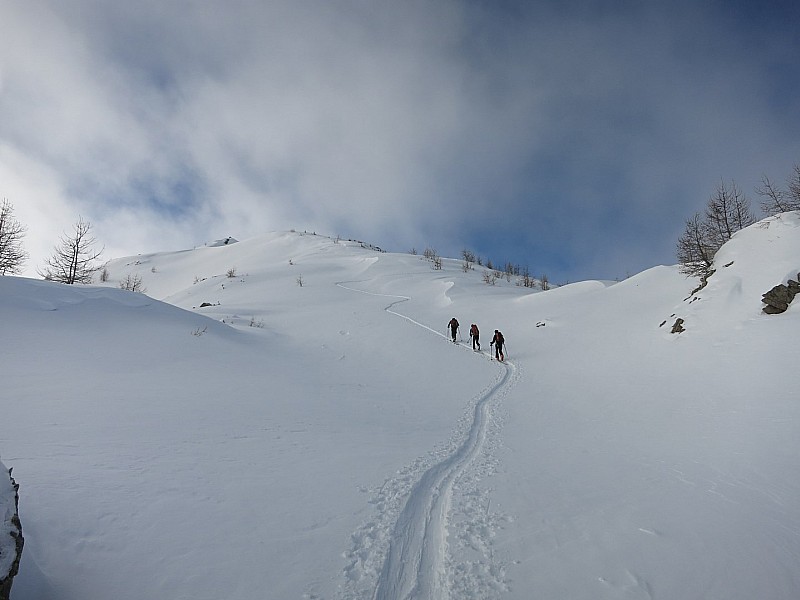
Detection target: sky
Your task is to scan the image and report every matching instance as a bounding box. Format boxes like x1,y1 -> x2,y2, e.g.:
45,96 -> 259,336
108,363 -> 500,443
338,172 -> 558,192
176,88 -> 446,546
2,0 -> 799,283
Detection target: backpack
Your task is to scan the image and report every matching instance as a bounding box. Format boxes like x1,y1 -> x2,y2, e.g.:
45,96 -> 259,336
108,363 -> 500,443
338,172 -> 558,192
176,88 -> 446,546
496,331 -> 504,343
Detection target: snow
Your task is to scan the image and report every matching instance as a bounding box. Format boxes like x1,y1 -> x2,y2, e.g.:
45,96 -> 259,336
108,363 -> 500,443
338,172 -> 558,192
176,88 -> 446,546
1,216 -> 799,599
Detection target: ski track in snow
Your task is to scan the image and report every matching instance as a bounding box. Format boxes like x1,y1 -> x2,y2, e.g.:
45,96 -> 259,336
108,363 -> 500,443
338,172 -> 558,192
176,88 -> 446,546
335,282 -> 519,600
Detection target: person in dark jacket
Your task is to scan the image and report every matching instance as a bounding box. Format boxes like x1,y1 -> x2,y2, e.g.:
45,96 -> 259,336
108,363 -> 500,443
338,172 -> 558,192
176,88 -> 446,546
448,318 -> 459,342
490,330 -> 505,361
469,323 -> 481,350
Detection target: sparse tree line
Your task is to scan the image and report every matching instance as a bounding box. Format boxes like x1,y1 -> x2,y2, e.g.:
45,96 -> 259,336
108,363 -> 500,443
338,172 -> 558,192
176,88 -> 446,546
0,202 -> 149,291
411,244 -> 551,290
468,250 -> 551,290
676,163 -> 800,277
1,200 -> 304,294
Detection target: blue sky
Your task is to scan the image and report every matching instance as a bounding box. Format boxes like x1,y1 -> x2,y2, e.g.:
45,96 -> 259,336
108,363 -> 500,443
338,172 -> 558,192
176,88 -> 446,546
2,0 -> 799,283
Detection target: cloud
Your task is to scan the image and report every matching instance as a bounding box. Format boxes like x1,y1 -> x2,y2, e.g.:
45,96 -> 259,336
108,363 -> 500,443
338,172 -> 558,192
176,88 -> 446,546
1,0 -> 799,281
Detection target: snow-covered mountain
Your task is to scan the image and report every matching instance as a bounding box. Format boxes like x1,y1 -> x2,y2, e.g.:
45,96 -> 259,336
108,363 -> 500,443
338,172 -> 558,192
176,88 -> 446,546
2,214 -> 799,600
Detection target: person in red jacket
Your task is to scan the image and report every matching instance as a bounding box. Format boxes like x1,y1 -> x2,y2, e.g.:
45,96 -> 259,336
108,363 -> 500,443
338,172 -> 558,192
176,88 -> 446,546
469,323 -> 481,350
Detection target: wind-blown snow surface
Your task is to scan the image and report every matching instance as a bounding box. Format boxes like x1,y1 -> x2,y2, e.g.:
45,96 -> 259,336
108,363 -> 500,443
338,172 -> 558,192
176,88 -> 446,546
2,213 -> 799,599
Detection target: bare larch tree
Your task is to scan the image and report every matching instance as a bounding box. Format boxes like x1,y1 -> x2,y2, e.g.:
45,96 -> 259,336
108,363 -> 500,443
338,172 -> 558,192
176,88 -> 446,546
677,180 -> 755,277
39,217 -> 104,284
757,164 -> 800,215
0,199 -> 29,275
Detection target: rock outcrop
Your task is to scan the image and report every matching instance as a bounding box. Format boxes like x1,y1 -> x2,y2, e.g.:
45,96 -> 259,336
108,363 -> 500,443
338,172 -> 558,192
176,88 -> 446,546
670,317 -> 686,333
762,272 -> 800,314
0,468 -> 23,600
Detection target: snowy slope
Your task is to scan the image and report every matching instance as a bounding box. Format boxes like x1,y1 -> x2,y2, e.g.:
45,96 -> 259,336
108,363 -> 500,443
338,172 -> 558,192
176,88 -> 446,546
1,215 -> 799,600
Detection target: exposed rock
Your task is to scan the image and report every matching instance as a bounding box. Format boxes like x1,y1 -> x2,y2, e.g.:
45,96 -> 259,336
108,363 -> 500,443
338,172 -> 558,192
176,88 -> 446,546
762,272 -> 800,314
686,269 -> 715,299
671,318 -> 685,333
762,286 -> 791,307
0,468 -> 23,600
763,304 -> 787,315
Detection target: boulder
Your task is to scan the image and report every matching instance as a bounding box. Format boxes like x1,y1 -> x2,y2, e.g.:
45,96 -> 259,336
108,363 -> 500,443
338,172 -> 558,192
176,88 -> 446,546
671,317 -> 685,333
763,304 -> 787,315
762,272 -> 800,314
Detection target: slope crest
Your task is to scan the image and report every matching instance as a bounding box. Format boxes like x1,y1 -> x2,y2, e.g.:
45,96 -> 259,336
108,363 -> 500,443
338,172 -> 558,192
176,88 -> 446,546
665,211 -> 800,333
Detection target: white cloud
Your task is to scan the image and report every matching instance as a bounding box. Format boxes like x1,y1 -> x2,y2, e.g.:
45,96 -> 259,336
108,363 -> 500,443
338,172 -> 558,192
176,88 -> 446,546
1,0 -> 798,282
